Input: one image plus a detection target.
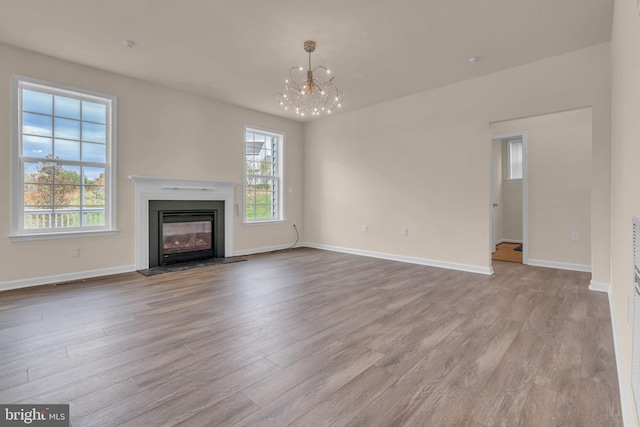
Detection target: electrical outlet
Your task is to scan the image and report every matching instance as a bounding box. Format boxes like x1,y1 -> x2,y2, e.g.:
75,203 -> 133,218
71,248 -> 80,258
571,231 -> 579,241
362,225 -> 368,233
401,227 -> 408,236
289,186 -> 293,193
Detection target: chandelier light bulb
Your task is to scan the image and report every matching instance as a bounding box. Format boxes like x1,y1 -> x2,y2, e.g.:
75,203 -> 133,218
277,40 -> 344,118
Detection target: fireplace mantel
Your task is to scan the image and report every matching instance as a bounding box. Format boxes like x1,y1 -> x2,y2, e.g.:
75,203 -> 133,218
129,175 -> 240,270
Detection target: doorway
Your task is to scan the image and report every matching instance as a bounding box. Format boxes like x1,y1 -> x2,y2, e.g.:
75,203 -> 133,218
491,132 -> 527,264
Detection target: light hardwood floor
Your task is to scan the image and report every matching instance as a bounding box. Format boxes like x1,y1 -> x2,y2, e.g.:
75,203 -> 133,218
492,242 -> 523,264
0,248 -> 622,426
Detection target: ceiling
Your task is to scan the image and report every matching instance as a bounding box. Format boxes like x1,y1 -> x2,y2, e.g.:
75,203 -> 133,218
0,0 -> 613,122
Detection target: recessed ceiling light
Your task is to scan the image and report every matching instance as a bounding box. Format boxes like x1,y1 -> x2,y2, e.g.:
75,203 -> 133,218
468,56 -> 479,64
123,40 -> 135,49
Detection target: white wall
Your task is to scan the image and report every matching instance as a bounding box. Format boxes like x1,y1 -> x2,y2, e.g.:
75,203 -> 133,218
610,0 -> 640,424
304,43 -> 610,279
0,43 -> 304,286
492,108 -> 592,268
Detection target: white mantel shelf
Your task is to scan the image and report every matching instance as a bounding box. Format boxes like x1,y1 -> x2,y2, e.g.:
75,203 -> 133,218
129,175 -> 240,270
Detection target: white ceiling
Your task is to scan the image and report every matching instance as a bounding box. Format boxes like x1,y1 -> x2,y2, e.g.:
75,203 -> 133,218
0,0 -> 613,122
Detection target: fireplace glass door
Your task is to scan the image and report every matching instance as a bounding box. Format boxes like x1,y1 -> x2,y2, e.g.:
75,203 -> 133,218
159,212 -> 215,265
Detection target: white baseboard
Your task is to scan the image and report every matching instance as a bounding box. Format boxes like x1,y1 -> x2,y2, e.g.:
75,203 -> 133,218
0,265 -> 136,292
595,282 -> 633,427
232,243 -> 297,257
301,242 -> 493,275
589,280 -> 611,293
527,258 -> 591,273
496,239 -> 523,245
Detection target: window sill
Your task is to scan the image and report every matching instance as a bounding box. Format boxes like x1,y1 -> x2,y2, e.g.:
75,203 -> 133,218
9,229 -> 120,242
243,220 -> 286,226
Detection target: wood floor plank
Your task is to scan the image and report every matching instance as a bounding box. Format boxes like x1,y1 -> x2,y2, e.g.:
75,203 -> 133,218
403,381 -> 479,427
266,307 -> 385,368
469,331 -> 548,426
576,378 -> 623,427
289,366 -> 398,427
174,392 -> 258,427
243,342 -> 377,408
235,348 -> 384,427
444,318 -> 523,394
76,358 -> 279,426
0,248 -> 621,426
343,344 -> 462,427
518,384 -> 578,427
117,358 -> 279,427
581,292 -> 619,388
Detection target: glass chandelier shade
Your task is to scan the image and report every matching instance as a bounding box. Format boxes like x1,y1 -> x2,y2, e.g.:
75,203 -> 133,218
278,41 -> 344,117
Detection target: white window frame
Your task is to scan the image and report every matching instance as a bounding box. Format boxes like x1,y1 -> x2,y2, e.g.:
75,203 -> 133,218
506,138 -> 523,181
10,75 -> 118,241
243,125 -> 285,224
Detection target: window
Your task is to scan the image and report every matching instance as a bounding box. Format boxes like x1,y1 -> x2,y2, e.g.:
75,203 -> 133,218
244,127 -> 284,222
507,138 -> 523,180
11,76 -> 116,238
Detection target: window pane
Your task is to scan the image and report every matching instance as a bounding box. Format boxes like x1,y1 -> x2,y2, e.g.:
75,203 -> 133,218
23,112 -> 52,137
83,167 -> 105,184
82,122 -> 106,143
55,209 -> 81,228
55,165 -> 81,185
55,185 -> 81,206
54,117 -> 81,140
54,139 -> 80,161
85,186 -> 105,206
509,140 -> 523,180
54,96 -> 80,119
23,90 -> 52,115
82,101 -> 106,123
24,183 -> 52,206
24,162 -> 53,184
24,206 -> 54,229
23,135 -> 52,158
260,161 -> 273,175
24,162 -> 48,184
82,142 -> 106,163
82,208 -> 105,226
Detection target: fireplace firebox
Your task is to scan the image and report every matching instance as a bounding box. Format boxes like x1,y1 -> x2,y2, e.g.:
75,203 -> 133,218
148,200 -> 225,268
160,211 -> 215,265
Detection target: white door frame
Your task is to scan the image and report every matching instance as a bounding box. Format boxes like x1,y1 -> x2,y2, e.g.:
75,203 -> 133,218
491,131 -> 528,265
491,142 -> 498,253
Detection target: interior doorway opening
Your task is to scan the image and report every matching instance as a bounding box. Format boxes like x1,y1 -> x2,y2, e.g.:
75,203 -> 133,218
491,132 -> 527,265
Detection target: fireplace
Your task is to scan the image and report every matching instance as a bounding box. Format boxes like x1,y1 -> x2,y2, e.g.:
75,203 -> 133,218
148,200 -> 225,268
129,176 -> 238,271
160,211 -> 215,265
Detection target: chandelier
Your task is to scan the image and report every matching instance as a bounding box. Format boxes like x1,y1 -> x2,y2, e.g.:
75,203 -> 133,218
278,41 -> 344,117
